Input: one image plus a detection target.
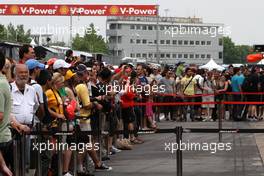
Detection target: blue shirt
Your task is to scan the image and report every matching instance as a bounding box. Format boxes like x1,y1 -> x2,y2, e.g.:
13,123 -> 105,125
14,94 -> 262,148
231,74 -> 245,92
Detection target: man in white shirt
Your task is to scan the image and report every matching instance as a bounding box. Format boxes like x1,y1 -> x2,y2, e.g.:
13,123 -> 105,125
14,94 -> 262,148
10,64 -> 39,173
11,64 -> 39,126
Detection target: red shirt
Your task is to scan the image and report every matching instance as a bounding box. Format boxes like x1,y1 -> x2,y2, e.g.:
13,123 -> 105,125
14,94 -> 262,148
121,87 -> 135,108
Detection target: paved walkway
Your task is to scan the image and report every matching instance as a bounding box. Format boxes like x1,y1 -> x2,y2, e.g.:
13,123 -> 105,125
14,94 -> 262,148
96,121 -> 264,176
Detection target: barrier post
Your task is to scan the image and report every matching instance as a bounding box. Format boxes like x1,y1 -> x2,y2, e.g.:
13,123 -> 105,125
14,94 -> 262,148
98,112 -> 102,163
21,133 -> 25,176
175,126 -> 183,176
36,123 -> 42,176
57,121 -> 63,176
73,122 -> 77,176
13,134 -> 20,176
218,101 -> 223,142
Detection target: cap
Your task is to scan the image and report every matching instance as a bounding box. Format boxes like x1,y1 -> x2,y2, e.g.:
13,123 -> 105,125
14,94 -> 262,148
76,64 -> 87,75
64,70 -> 76,81
25,59 -> 45,70
47,58 -> 57,67
53,59 -> 71,70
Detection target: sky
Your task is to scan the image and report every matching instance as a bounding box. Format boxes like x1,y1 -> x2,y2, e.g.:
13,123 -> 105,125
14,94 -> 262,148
0,0 -> 263,45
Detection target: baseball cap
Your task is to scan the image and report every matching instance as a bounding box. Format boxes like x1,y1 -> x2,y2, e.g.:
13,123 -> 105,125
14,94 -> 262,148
25,59 -> 45,70
53,59 -> 71,70
64,70 -> 76,81
47,58 -> 57,67
76,64 -> 88,75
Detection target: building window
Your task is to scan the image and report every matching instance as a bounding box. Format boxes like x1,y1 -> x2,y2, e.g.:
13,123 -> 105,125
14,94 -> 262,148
130,25 -> 135,30
109,36 -> 117,43
173,40 -> 177,45
136,25 -> 141,30
160,40 -> 165,44
201,54 -> 205,59
207,41 -> 211,45
190,54 -> 194,59
206,54 -> 211,58
109,24 -> 116,29
190,41 -> 194,45
130,53 -> 135,57
136,53 -> 141,57
219,38 -> 223,46
142,25 -> 147,30
117,50 -> 122,56
184,40 -> 189,45
184,54 -> 188,58
195,41 -> 200,45
136,39 -> 141,44
148,25 -> 153,30
154,40 -> 157,44
117,24 -> 122,29
142,53 -> 147,58
160,26 -> 165,30
118,36 -> 122,43
172,54 -> 177,58
178,54 -> 182,58
142,39 -> 147,44
201,41 -> 206,45
166,40 -> 170,45
161,53 -> 165,58
149,53 -> 153,58
219,52 -> 223,59
166,54 -> 170,58
178,40 -> 183,45
130,39 -> 134,44
195,54 -> 199,58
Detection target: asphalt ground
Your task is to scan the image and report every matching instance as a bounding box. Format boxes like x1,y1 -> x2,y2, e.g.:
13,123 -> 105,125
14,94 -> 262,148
96,121 -> 264,176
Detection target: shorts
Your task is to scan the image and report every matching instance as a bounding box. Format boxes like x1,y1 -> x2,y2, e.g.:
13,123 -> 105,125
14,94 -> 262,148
61,121 -> 75,144
76,119 -> 91,144
121,107 -> 136,123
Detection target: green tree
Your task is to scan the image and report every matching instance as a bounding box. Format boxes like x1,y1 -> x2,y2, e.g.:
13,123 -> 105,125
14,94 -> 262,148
72,23 -> 108,53
16,24 -> 31,43
0,23 -> 31,43
0,24 -> 7,41
223,36 -> 253,64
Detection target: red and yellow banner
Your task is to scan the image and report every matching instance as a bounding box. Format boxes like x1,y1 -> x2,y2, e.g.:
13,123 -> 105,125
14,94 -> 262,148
0,4 -> 157,16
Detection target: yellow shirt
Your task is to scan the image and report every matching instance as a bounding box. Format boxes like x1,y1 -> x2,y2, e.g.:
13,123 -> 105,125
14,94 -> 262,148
75,83 -> 91,118
45,89 -> 64,115
181,76 -> 195,96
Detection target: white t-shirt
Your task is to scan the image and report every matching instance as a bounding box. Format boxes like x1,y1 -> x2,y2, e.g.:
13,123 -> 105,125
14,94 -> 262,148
193,74 -> 204,94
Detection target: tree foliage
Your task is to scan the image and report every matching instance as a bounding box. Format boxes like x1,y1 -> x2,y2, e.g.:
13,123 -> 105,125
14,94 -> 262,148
0,23 -> 31,43
223,36 -> 253,64
72,23 -> 108,53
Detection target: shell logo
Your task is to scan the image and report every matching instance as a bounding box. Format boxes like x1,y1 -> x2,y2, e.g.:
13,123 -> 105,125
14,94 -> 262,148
109,6 -> 119,15
59,5 -> 69,15
10,5 -> 19,14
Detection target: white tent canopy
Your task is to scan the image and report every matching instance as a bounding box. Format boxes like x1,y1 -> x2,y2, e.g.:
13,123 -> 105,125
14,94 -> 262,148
257,59 -> 264,65
199,59 -> 225,71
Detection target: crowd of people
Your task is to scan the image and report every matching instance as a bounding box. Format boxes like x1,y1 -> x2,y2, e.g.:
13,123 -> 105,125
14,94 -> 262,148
0,44 -> 264,176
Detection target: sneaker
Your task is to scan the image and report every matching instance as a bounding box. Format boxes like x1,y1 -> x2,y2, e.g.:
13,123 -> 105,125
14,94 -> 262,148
109,151 -> 115,155
63,172 -> 73,176
111,146 -> 121,153
95,163 -> 112,172
116,139 -> 132,150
